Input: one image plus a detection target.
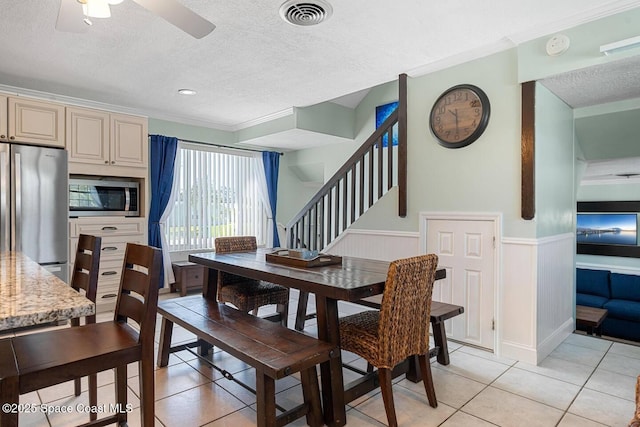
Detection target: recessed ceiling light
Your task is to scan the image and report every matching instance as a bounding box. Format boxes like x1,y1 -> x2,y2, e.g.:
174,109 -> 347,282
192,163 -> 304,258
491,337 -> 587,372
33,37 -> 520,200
178,89 -> 197,95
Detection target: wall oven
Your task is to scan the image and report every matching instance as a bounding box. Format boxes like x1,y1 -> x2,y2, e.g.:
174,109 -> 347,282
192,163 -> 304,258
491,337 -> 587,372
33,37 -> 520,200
69,177 -> 140,217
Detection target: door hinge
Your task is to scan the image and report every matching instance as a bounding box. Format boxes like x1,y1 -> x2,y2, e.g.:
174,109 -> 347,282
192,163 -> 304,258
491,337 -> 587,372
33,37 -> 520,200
492,236 -> 496,249
491,318 -> 495,330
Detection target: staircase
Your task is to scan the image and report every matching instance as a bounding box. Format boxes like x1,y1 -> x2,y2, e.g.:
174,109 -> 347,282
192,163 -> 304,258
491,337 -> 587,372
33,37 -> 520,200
285,74 -> 408,251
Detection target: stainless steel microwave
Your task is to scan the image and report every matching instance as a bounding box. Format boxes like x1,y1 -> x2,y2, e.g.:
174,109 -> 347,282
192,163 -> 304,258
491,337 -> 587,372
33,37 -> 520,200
69,178 -> 140,217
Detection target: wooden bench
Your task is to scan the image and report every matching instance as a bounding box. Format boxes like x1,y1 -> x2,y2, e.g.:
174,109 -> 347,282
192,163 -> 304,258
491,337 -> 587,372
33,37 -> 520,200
157,296 -> 338,427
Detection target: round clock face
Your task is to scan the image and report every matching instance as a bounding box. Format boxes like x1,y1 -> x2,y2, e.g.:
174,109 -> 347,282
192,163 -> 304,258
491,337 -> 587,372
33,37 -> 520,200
429,84 -> 490,148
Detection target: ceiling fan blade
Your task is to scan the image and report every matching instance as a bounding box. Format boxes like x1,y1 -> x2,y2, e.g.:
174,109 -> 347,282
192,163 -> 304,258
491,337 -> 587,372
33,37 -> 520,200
131,0 -> 216,39
56,0 -> 88,33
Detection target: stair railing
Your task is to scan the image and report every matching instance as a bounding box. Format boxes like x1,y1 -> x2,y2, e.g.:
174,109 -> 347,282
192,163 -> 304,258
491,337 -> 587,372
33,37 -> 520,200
286,74 -> 407,251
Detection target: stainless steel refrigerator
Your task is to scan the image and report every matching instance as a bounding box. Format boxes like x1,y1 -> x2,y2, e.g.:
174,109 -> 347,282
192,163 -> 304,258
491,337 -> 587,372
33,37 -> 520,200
0,143 -> 68,282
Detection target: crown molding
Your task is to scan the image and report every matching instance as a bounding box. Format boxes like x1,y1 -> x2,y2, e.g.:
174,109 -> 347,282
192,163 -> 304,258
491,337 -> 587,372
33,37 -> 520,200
0,83 -> 150,118
407,38 -> 516,78
508,0 -> 640,44
229,108 -> 295,132
143,110 -> 237,132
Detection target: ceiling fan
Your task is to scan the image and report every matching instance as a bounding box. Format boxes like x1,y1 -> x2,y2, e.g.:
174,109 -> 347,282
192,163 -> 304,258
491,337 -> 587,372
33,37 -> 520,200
56,0 -> 216,39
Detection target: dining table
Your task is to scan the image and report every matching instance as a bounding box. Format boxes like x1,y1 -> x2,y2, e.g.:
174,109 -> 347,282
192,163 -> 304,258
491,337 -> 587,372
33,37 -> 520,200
189,249 -> 446,427
0,251 -> 95,331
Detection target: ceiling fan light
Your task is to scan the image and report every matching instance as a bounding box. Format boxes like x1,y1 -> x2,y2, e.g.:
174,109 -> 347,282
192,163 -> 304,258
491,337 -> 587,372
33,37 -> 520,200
82,0 -> 111,18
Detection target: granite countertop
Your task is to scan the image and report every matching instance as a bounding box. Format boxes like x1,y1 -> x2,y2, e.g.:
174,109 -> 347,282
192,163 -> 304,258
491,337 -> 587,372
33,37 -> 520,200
0,252 -> 95,331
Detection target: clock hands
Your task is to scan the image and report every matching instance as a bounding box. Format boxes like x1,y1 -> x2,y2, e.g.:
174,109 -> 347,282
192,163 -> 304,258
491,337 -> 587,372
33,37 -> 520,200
448,109 -> 459,132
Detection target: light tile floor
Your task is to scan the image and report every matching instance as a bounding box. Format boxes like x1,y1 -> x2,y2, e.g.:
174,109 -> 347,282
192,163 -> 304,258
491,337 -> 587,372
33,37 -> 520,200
5,290 -> 639,427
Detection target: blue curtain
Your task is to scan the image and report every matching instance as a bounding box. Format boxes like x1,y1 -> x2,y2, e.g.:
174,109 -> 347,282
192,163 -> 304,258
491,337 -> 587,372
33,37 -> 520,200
148,135 -> 178,287
262,151 -> 281,247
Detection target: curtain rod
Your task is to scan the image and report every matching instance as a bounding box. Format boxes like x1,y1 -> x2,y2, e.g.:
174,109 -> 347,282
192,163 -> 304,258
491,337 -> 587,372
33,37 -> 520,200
176,137 -> 284,156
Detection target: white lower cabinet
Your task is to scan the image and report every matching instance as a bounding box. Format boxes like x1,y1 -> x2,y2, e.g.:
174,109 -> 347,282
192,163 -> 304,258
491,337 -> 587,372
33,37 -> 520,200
69,217 -> 147,312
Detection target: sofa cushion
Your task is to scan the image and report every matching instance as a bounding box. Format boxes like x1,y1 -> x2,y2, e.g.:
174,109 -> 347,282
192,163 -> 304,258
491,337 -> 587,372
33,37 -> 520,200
604,299 -> 640,323
576,268 -> 611,299
610,273 -> 640,302
576,293 -> 609,308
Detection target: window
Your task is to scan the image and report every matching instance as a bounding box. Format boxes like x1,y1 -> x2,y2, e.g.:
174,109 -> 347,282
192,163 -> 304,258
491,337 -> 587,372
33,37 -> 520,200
165,143 -> 268,251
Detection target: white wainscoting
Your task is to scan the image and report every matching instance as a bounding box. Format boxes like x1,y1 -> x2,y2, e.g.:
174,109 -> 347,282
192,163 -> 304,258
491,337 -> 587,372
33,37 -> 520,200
325,229 -> 420,261
535,234 -> 576,364
500,237 -> 536,363
501,233 -> 575,364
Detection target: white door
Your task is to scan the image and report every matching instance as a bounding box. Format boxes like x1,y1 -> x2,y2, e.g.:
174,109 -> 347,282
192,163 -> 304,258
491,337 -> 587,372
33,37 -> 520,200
426,218 -> 496,350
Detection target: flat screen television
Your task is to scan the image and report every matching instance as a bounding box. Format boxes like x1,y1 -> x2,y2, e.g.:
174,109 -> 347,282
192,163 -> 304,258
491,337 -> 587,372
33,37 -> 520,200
576,201 -> 640,258
576,213 -> 637,245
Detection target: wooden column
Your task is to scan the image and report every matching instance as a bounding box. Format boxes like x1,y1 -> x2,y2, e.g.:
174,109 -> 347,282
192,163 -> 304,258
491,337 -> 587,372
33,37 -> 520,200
398,73 -> 407,218
521,81 -> 535,220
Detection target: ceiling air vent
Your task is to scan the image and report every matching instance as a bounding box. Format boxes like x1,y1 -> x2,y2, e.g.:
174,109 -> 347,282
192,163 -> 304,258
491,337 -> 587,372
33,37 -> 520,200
279,0 -> 333,26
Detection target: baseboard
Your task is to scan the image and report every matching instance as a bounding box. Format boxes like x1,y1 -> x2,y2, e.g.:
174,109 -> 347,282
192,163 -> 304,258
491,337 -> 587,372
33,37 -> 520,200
501,317 -> 574,365
536,318 -> 575,364
500,341 -> 538,365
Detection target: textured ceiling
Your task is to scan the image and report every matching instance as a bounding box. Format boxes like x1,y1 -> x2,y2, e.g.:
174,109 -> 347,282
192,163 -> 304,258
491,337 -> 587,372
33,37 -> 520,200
1,0 -> 640,133
541,55 -> 640,108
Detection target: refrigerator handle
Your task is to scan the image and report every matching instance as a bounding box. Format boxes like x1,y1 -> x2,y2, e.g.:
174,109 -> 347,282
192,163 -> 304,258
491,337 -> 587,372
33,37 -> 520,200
0,151 -> 7,251
14,152 -> 21,251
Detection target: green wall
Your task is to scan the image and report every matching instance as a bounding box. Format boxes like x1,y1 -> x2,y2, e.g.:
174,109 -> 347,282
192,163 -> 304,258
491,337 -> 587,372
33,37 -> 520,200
406,49 -> 525,237
534,84 -> 576,238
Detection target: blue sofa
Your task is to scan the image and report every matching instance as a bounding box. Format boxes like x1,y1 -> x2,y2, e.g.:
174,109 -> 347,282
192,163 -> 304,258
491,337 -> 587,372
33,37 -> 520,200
576,268 -> 640,341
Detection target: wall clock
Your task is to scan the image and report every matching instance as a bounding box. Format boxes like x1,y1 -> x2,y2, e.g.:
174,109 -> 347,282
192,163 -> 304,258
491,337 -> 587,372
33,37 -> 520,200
429,84 -> 490,149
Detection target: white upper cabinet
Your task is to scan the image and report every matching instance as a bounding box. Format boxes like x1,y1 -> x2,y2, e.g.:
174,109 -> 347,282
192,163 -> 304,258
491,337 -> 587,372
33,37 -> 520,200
66,106 -> 110,165
6,97 -> 65,147
110,113 -> 148,168
66,107 -> 148,175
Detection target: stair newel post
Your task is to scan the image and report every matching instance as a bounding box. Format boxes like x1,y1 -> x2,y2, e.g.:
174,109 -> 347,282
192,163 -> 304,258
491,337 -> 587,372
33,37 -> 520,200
398,73 -> 407,218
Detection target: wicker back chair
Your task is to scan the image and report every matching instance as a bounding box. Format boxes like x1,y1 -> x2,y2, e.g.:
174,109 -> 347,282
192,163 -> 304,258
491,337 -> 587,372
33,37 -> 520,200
630,375 -> 640,427
339,254 -> 439,427
214,236 -> 289,325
